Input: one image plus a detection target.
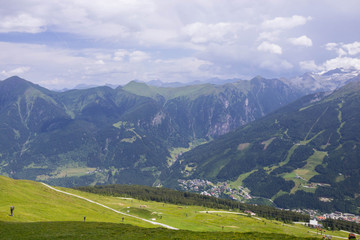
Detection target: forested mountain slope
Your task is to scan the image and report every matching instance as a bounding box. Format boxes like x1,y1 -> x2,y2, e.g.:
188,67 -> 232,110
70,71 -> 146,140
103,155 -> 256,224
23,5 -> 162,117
0,76 -> 300,187
164,80 -> 360,214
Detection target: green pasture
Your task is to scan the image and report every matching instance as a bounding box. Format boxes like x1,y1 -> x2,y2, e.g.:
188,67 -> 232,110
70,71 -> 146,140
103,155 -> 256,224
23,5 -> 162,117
0,175 -> 351,239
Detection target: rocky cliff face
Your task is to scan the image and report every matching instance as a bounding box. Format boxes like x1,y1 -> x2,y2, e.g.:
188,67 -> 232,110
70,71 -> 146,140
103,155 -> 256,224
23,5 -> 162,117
144,77 -> 301,143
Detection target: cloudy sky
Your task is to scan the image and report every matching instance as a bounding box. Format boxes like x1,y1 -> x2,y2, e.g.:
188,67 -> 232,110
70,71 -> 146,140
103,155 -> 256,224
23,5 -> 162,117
0,0 -> 359,89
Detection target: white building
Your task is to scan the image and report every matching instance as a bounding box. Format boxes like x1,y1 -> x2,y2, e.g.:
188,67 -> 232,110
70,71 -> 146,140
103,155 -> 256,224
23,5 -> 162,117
309,219 -> 319,227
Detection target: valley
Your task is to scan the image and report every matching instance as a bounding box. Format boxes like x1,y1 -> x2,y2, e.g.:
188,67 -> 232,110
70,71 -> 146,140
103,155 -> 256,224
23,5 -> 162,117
0,73 -> 360,227
1,1 -> 360,239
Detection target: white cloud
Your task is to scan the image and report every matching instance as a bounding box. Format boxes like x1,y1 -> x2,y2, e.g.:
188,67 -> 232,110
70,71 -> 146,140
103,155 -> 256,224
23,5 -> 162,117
113,50 -> 129,62
323,57 -> 360,71
0,41 -> 216,88
258,31 -> 280,41
183,22 -> 248,44
0,1 -> 359,86
301,40 -> 360,72
1,66 -> 31,77
0,41 -> 97,87
262,15 -> 312,29
299,60 -> 320,71
260,59 -> 293,71
0,42 -> 93,71
342,41 -> 360,55
325,42 -> 338,51
113,49 -> 150,62
0,0 -> 155,39
151,57 -> 214,80
338,49 -> 347,57
280,60 -> 294,69
129,51 -> 150,63
300,57 -> 360,72
0,14 -> 46,33
95,60 -> 105,65
325,41 -> 360,57
137,29 -> 179,46
257,41 -> 282,54
154,57 -> 212,71
288,35 -> 313,47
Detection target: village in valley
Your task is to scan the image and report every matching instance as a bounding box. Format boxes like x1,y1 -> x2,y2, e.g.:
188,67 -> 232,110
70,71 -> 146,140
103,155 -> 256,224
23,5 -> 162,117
178,179 -> 360,224
178,179 -> 252,201
295,209 -> 360,224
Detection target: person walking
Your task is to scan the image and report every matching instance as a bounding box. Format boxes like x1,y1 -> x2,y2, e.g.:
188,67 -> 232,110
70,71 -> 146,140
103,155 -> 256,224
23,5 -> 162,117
10,206 -> 14,216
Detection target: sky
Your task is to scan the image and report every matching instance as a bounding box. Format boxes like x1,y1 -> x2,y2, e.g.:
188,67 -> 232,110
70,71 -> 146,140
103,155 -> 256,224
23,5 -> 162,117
0,0 -> 359,89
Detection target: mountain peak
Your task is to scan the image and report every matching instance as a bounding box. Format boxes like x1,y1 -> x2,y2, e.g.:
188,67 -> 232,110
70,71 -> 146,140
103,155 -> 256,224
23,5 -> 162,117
1,76 -> 34,90
3,75 -> 29,83
251,75 -> 265,81
124,80 -> 149,88
0,76 -> 52,97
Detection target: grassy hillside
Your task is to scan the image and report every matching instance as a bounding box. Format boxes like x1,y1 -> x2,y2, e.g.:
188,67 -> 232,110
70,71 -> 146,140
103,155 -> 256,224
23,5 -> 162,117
0,222 -> 319,240
0,176 -> 350,239
0,176 -> 153,227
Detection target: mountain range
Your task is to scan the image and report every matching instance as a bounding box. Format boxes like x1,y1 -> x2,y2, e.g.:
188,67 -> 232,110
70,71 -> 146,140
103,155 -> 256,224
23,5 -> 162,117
0,68 -> 359,214
0,75 -> 300,187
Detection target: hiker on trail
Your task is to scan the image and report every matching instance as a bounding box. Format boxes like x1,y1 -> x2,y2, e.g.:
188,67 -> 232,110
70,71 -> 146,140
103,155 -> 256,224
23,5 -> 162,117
10,206 -> 14,216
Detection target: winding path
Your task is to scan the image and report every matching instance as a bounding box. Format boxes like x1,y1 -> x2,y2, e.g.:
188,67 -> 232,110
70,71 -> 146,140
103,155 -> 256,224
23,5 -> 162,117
41,183 -> 178,230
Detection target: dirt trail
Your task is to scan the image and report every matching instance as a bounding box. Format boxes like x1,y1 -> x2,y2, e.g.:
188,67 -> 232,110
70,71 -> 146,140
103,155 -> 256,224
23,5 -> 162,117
41,183 -> 178,230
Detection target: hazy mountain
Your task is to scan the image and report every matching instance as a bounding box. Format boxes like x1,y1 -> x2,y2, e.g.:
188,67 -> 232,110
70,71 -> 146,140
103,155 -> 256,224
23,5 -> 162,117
47,68 -> 360,93
145,80 -> 189,87
145,78 -> 240,87
165,80 -> 360,214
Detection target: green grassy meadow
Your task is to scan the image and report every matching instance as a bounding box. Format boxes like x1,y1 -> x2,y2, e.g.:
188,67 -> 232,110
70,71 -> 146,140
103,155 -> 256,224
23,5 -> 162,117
0,176 -> 350,239
0,221 -> 320,240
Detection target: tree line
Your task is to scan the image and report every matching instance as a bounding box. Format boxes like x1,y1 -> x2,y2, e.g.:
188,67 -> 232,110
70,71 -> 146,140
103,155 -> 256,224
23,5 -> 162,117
75,184 -> 309,223
322,219 -> 360,234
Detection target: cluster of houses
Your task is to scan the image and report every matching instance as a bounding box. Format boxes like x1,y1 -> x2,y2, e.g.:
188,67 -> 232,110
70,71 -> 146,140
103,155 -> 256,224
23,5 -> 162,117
178,179 -> 251,200
293,209 -> 360,224
321,212 -> 360,223
178,179 -> 360,225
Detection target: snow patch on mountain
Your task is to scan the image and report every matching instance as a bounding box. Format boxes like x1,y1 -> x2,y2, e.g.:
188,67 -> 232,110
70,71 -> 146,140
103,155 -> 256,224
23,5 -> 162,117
286,68 -> 360,93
